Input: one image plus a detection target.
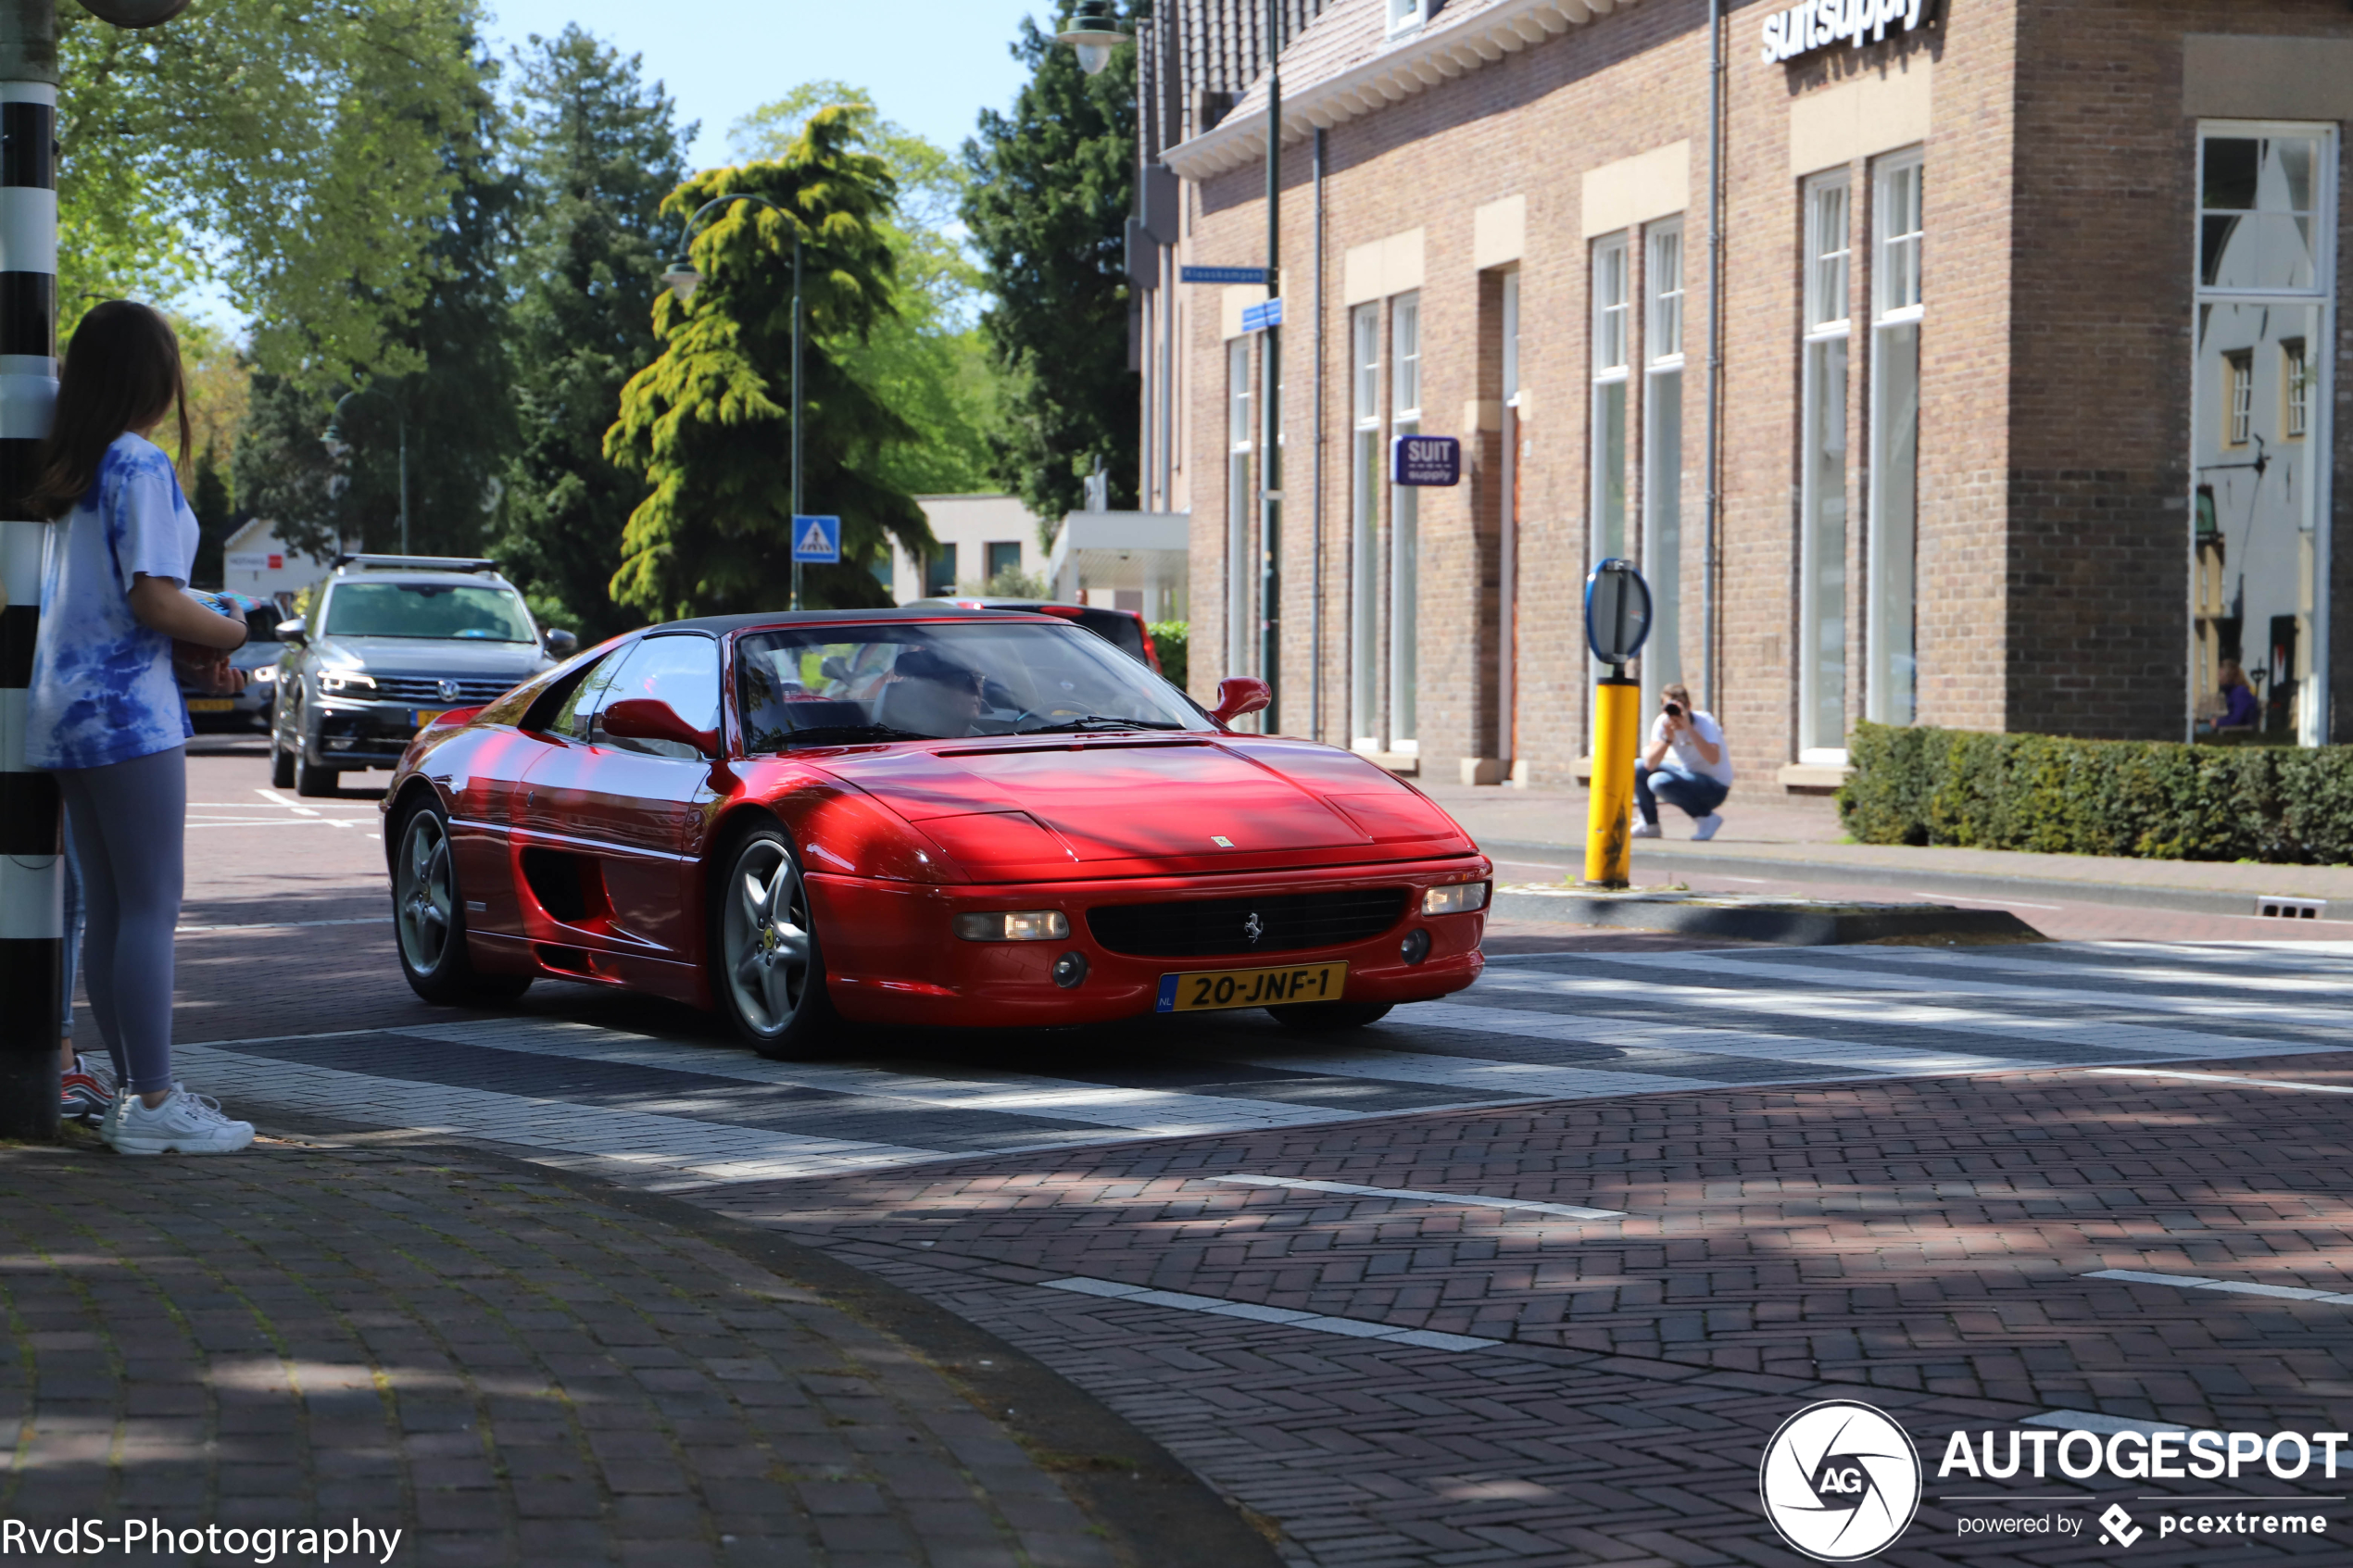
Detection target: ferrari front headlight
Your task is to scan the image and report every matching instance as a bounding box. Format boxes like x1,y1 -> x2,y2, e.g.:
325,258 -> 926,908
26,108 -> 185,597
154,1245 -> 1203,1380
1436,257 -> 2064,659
954,910 -> 1071,942
1421,882 -> 1491,916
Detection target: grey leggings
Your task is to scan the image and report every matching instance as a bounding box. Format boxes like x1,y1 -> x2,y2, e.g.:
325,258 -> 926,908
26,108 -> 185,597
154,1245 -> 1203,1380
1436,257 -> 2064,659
56,746 -> 184,1095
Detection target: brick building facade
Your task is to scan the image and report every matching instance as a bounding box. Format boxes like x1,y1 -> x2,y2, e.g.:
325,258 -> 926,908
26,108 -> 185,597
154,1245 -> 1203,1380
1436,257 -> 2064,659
1122,0 -> 2353,791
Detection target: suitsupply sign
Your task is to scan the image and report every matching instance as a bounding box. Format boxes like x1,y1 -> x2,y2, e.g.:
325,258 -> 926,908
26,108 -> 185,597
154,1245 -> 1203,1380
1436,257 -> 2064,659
1760,0 -> 1939,64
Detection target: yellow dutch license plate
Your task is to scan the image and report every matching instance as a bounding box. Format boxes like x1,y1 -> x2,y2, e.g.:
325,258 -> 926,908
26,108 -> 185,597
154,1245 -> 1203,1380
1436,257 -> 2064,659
1156,960 -> 1348,1013
185,697 -> 233,713
411,709 -> 447,728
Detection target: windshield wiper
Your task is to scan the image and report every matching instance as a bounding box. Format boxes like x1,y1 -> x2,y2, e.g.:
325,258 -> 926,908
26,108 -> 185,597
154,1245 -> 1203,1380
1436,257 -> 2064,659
775,722 -> 929,746
1015,715 -> 1188,734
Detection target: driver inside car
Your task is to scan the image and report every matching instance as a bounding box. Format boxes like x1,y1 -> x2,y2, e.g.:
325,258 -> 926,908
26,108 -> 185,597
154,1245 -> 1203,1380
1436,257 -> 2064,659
876,647 -> 989,736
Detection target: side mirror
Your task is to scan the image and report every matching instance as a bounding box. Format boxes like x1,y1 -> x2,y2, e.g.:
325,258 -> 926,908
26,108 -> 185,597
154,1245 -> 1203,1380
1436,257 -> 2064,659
275,618 -> 308,648
543,627 -> 579,658
1210,677 -> 1271,726
600,697 -> 719,759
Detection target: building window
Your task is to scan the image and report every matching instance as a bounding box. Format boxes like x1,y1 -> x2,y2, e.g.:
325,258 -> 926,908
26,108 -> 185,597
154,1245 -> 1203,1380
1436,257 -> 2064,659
1387,0 -> 1428,34
1499,268 -> 1523,765
2194,124 -> 2338,746
1227,336 -> 1252,678
924,544 -> 958,597
1799,172 -> 1851,760
1867,152 -> 1924,729
1350,304 -> 1382,751
1591,233 -> 1630,581
1390,292 -> 1422,752
985,541 -> 1022,584
2284,338 -> 2310,438
1643,221 -> 1684,705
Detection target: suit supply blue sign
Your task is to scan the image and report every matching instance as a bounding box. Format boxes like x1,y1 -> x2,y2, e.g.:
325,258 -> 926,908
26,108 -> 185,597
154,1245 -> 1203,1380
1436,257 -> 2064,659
1390,434 -> 1461,487
791,515 -> 841,563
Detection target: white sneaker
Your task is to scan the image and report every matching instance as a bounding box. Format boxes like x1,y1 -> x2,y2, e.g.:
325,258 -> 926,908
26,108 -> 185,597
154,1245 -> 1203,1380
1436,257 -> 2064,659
96,1090 -> 127,1148
1692,812 -> 1724,843
110,1085 -> 255,1156
1629,821 -> 1662,839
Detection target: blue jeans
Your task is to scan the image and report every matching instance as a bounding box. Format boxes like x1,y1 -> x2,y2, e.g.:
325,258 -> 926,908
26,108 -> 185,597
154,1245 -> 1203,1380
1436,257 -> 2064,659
1636,763 -> 1728,826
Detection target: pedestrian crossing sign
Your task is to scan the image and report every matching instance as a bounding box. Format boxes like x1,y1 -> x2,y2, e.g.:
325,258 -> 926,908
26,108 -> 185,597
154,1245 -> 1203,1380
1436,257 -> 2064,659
791,515 -> 841,563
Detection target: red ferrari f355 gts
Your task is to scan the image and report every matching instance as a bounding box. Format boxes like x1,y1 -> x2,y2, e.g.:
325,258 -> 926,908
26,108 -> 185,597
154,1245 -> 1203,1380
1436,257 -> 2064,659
382,608 -> 1491,1055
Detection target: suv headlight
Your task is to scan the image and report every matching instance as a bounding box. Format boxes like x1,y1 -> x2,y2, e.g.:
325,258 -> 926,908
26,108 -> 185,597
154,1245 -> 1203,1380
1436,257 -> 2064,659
320,671 -> 376,694
1422,882 -> 1491,916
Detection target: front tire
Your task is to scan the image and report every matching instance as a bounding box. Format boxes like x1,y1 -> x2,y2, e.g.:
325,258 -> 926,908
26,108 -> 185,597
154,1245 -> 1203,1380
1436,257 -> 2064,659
715,825 -> 835,1057
295,752 -> 337,797
271,732 -> 296,790
1266,1000 -> 1394,1032
393,797 -> 532,1006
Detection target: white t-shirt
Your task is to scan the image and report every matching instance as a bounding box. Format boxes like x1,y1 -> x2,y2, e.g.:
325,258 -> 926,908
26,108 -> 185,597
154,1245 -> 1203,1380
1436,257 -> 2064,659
1648,709 -> 1734,785
27,433 -> 200,771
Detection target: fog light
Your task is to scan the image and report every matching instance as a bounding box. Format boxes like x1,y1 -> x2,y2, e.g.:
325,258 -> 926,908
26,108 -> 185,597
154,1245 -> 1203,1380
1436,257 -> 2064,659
954,909 -> 1070,942
1052,951 -> 1088,988
1422,881 -> 1491,916
1400,929 -> 1431,965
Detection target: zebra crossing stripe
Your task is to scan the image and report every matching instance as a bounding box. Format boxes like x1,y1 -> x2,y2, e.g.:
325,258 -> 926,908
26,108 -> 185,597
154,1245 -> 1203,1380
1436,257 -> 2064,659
1402,999 -> 2046,1077
1039,1276 -> 1502,1350
1206,1173 -> 1624,1220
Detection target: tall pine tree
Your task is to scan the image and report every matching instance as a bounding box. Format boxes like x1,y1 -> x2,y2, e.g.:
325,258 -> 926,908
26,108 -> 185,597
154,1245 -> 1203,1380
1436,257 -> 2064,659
495,28 -> 690,639
605,110 -> 932,619
963,6 -> 1142,530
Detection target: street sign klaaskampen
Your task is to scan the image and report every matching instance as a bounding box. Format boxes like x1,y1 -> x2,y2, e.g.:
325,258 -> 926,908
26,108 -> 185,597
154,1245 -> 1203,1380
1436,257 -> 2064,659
1180,265 -> 1272,285
791,515 -> 841,564
1240,298 -> 1284,333
1390,434 -> 1461,487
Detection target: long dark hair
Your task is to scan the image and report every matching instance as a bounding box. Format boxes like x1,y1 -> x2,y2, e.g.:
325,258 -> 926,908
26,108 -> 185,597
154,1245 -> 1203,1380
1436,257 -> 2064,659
28,301 -> 190,520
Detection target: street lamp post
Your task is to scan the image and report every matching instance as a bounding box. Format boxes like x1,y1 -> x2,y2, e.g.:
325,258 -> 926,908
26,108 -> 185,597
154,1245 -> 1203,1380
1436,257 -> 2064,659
0,0 -> 202,1139
661,194 -> 808,610
1059,2 -> 1282,730
322,386 -> 409,556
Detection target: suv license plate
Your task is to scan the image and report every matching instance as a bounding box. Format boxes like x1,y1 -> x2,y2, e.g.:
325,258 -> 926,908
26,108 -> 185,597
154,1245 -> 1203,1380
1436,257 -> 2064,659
411,709 -> 446,728
1156,961 -> 1348,1013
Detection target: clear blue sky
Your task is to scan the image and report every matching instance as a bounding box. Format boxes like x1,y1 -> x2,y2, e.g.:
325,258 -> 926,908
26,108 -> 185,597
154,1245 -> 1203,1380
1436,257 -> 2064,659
482,0 -> 1054,170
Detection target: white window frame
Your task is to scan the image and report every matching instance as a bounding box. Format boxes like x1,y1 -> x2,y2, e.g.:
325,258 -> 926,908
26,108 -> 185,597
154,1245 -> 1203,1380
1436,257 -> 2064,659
1226,337 -> 1253,680
1798,171 -> 1853,763
1387,0 -> 1430,35
1865,149 -> 1925,729
1350,304 -> 1383,753
1590,233 -> 1632,586
1500,268 -> 1523,765
1388,292 -> 1422,753
1642,220 -> 1685,709
1646,222 -> 1685,370
2190,120 -> 2339,746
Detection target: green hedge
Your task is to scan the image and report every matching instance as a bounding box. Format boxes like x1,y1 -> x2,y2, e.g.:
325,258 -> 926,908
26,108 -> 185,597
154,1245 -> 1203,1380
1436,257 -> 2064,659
1837,721 -> 2353,864
1149,620 -> 1189,690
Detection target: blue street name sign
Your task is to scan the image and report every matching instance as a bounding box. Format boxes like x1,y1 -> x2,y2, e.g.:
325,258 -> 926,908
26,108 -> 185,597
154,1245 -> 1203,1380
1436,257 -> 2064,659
1240,298 -> 1285,333
1390,433 -> 1462,487
791,515 -> 841,564
1180,265 -> 1272,285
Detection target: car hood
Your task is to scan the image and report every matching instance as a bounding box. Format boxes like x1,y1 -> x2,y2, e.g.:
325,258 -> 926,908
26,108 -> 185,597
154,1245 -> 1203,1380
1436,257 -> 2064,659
313,635 -> 549,678
812,734 -> 1473,874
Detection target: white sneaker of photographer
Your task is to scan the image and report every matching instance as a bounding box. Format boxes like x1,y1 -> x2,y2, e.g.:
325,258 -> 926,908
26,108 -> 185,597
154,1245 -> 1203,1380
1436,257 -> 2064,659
1692,812 -> 1724,842
111,1086 -> 254,1156
1629,821 -> 1662,839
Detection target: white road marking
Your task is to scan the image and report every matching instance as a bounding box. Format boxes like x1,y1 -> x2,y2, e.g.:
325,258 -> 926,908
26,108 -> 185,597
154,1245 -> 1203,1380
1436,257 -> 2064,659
2083,1268 -> 2353,1305
1040,1276 -> 1500,1350
176,1042 -> 957,1186
1402,999 -> 2044,1077
1205,1173 -> 1623,1220
1916,893 -> 2065,910
178,917 -> 384,935
1841,946 -> 2353,996
399,1017 -> 1399,1134
1223,1042 -> 1735,1101
2087,1067 -> 2353,1096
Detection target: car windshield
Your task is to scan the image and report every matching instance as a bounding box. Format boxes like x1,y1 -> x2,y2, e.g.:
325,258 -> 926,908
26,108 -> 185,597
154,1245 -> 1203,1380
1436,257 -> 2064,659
736,621 -> 1209,750
323,582 -> 535,642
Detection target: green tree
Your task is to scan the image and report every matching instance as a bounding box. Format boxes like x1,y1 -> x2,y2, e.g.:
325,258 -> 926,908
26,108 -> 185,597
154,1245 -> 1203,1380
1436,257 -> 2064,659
605,111 -> 933,619
189,447 -> 241,589
963,6 -> 1142,531
58,0 -> 495,383
492,27 -> 691,642
732,83 -> 1000,498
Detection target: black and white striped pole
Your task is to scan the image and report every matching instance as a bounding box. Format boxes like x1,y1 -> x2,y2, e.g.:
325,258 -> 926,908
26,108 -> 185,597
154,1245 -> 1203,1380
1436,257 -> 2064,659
0,0 -> 185,1140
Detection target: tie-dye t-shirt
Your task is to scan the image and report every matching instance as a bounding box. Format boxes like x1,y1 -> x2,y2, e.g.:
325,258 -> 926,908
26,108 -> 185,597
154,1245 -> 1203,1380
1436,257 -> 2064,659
26,433 -> 202,771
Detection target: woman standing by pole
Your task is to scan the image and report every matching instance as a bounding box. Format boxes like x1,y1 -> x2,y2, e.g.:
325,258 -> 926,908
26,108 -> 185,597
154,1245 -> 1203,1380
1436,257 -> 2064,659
25,300 -> 254,1154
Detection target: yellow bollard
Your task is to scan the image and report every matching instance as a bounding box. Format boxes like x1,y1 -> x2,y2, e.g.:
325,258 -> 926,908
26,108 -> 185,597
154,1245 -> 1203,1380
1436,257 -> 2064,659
1584,674 -> 1642,887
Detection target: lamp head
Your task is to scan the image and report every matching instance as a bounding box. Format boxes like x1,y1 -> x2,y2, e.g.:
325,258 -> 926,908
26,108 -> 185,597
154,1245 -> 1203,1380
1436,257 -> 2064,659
660,257 -> 702,302
1055,0 -> 1127,76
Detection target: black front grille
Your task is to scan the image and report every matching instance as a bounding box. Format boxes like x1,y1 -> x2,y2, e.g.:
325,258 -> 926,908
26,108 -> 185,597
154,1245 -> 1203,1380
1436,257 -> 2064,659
1087,887 -> 1409,959
371,675 -> 515,704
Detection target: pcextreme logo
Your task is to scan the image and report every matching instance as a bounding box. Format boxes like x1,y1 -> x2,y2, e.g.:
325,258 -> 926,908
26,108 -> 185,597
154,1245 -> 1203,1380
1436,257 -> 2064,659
1760,1400 -> 1925,1562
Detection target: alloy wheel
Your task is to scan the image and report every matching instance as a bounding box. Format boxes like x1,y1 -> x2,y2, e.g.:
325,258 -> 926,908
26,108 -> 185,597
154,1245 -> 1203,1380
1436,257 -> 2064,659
724,837 -> 812,1037
395,809 -> 454,977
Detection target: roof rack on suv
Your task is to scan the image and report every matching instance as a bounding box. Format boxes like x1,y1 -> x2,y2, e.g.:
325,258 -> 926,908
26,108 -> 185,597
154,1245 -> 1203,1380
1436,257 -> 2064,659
332,553 -> 502,575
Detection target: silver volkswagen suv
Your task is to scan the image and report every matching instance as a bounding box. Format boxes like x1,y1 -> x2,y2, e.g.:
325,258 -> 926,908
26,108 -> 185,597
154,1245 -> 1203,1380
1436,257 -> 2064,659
271,555 -> 577,797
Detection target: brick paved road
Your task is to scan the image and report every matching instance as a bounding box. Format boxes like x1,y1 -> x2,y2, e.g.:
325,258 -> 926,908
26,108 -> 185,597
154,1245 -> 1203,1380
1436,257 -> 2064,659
124,749 -> 2353,1562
